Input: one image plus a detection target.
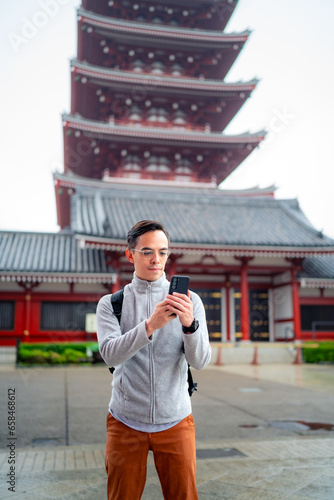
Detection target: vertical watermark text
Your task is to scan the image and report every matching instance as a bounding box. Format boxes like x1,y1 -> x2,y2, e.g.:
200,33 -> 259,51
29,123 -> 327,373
7,388 -> 17,493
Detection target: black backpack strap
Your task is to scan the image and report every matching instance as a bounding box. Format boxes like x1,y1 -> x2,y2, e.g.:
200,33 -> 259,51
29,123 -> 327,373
187,365 -> 197,397
109,289 -> 124,374
111,289 -> 124,324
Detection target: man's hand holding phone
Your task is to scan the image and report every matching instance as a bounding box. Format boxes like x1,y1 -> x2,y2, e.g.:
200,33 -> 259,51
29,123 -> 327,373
145,276 -> 194,337
145,299 -> 178,337
166,276 -> 194,328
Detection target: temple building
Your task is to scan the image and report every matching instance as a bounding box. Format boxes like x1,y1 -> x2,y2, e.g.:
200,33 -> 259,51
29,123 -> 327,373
1,0 -> 334,345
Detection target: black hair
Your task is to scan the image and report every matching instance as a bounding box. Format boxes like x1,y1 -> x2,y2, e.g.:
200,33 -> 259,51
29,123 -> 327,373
127,220 -> 170,249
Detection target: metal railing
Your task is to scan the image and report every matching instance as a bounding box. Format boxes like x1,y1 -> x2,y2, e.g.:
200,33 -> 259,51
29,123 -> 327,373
311,321 -> 334,341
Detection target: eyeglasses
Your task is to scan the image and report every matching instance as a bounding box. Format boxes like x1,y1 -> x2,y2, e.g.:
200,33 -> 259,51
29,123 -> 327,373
131,249 -> 171,260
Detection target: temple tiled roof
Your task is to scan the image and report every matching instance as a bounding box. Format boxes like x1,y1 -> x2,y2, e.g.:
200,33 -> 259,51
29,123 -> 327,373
0,231 -> 114,282
71,59 -> 258,92
69,181 -> 334,252
78,7 -> 250,44
63,113 -> 265,145
2,186 -> 334,281
300,256 -> 334,280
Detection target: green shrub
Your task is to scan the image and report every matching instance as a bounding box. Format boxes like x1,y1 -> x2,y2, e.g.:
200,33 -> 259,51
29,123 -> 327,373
48,351 -> 64,364
63,348 -> 86,363
19,349 -> 51,364
303,342 -> 334,363
89,342 -> 99,353
17,342 -> 96,365
19,348 -> 36,362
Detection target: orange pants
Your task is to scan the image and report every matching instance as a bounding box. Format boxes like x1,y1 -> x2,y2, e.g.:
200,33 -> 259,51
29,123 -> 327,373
105,413 -> 198,500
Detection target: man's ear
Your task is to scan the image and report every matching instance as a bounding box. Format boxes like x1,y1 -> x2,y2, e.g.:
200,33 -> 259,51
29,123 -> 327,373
125,248 -> 134,264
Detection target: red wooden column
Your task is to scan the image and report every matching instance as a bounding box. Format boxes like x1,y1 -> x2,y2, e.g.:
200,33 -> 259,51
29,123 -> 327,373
236,257 -> 253,341
112,273 -> 121,294
240,261 -> 250,341
24,292 -> 31,338
291,267 -> 302,340
225,276 -> 231,341
168,255 -> 177,280
17,283 -> 39,340
166,253 -> 183,281
287,258 -> 304,341
106,251 -> 122,293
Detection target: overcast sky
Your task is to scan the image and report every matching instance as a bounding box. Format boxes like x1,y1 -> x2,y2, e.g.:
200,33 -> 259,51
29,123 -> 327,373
1,0 -> 334,238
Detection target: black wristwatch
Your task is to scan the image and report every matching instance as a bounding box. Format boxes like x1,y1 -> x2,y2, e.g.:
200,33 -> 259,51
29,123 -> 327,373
182,319 -> 199,334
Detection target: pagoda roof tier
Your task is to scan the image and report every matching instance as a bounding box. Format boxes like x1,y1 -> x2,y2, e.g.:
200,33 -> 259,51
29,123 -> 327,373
0,231 -> 115,283
72,59 -> 258,93
63,180 -> 334,256
62,113 -> 265,183
77,7 -> 249,44
83,0 -> 238,7
82,0 -> 239,32
77,8 -> 249,79
54,171 -> 276,236
54,170 -> 277,197
71,59 -> 258,132
63,113 -> 264,145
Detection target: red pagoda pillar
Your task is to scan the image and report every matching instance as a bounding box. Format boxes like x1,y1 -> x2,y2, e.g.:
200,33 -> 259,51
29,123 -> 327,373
286,258 -> 304,340
225,276 -> 231,341
105,251 -> 122,293
291,267 -> 302,340
236,257 -> 253,341
240,261 -> 250,341
168,255 -> 178,281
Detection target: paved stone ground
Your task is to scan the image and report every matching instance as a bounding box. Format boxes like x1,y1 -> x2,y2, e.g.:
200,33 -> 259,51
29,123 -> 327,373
0,363 -> 334,499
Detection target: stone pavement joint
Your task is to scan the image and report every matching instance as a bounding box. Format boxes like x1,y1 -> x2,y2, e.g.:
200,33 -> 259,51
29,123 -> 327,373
1,364 -> 334,499
0,437 -> 333,475
1,440 -> 334,500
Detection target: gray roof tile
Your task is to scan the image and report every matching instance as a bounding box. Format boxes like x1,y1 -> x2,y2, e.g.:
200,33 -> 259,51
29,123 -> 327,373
70,185 -> 334,249
299,256 -> 334,280
0,231 -> 113,275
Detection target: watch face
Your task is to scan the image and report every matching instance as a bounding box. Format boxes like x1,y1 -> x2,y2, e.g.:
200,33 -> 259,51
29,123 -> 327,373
192,320 -> 199,332
183,319 -> 199,333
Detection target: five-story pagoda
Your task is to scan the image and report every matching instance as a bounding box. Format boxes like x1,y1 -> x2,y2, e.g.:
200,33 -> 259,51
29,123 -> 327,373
56,0 -> 264,228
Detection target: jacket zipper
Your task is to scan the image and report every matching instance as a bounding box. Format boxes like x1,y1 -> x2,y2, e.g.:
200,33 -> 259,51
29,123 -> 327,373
147,283 -> 155,423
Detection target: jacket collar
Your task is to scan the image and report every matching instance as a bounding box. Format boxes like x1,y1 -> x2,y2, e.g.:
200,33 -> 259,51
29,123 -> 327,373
132,272 -> 168,291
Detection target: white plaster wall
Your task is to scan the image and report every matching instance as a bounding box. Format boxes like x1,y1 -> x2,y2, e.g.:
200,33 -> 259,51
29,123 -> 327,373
272,285 -> 293,320
299,288 -> 321,297
229,288 -> 236,342
275,321 -> 295,340
0,282 -> 22,292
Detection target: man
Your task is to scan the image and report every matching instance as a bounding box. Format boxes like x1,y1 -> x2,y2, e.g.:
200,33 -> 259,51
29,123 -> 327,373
96,220 -> 211,500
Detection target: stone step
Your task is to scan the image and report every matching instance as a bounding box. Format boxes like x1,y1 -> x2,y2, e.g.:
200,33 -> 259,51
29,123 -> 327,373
210,342 -> 297,364
0,346 -> 16,365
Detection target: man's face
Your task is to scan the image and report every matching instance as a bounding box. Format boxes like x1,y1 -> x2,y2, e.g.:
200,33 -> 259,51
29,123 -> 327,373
126,230 -> 169,281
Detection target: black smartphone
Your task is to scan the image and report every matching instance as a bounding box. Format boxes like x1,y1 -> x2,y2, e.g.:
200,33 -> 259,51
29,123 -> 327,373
169,275 -> 190,295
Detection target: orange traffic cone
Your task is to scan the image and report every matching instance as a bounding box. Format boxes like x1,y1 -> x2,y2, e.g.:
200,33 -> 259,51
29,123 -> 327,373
251,345 -> 259,365
215,347 -> 223,366
293,345 -> 303,364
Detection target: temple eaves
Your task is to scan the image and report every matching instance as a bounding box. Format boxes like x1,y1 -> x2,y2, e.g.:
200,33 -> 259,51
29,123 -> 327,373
62,113 -> 266,144
71,59 -> 259,92
77,7 -> 250,44
53,170 -> 276,197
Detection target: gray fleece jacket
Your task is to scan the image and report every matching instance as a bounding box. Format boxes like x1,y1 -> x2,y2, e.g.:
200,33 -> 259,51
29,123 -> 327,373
96,272 -> 211,425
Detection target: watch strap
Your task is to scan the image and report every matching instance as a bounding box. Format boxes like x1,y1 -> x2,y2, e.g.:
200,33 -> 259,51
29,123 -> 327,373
182,319 -> 199,334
